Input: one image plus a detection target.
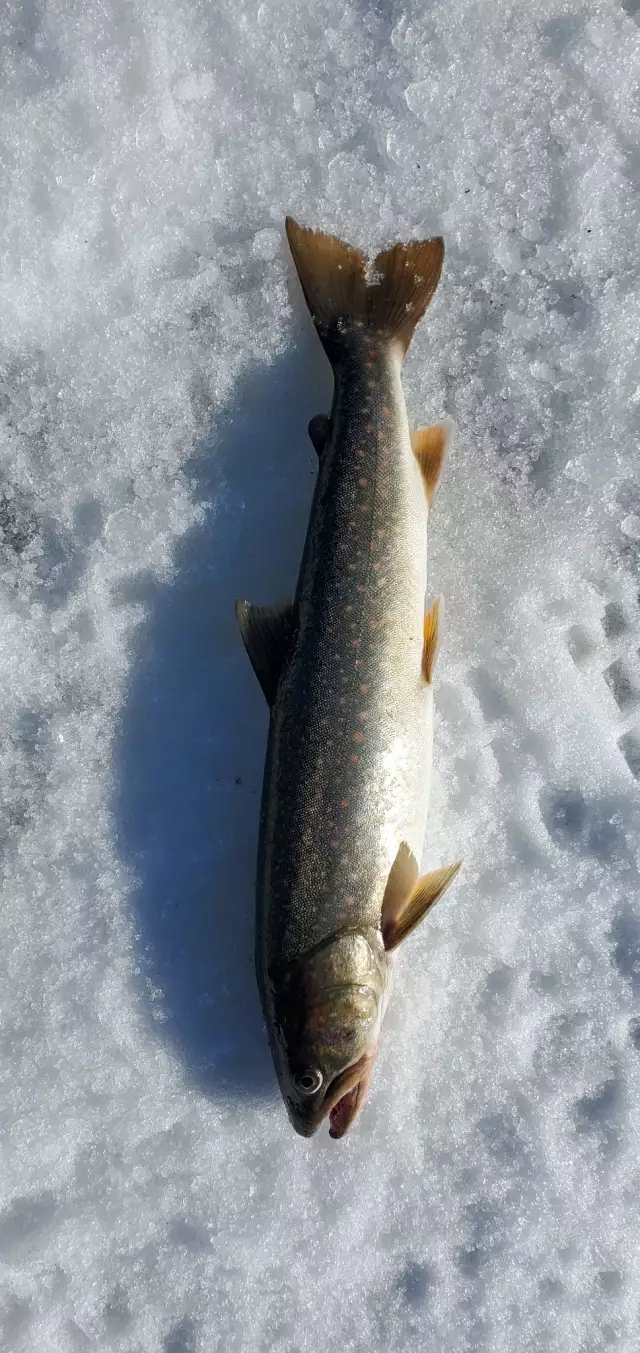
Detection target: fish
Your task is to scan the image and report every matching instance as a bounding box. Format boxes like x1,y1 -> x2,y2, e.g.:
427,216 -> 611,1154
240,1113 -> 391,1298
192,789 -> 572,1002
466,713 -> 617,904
235,217 -> 461,1138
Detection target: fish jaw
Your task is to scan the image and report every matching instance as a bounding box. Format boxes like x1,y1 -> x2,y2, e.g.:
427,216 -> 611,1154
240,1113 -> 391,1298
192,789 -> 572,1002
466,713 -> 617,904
328,1048 -> 377,1138
285,1050 -> 377,1138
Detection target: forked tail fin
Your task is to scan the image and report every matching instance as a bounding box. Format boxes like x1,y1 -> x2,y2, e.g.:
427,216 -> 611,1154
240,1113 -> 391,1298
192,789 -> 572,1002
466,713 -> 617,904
285,217 -> 444,364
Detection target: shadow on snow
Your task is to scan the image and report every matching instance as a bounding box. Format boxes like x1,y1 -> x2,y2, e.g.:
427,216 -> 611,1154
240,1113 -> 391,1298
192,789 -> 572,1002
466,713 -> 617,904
113,333 -> 331,1099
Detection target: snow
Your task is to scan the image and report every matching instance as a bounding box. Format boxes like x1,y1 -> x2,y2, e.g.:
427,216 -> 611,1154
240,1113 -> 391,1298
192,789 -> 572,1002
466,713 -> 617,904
1,0 -> 640,1349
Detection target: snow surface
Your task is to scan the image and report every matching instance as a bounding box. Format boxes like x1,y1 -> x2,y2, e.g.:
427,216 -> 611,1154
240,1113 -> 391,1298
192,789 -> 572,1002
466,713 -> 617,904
1,0 -> 640,1349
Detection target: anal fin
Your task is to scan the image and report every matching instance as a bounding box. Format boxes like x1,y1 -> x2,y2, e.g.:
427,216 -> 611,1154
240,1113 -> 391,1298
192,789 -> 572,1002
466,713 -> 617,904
411,419 -> 454,506
235,598 -> 297,706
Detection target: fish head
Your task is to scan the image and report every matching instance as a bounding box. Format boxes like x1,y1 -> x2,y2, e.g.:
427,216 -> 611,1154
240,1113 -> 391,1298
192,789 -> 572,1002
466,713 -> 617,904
269,930 -> 392,1139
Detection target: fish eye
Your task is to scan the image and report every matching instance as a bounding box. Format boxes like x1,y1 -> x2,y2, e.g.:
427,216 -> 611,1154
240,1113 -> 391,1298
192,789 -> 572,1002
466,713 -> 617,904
294,1068 -> 323,1095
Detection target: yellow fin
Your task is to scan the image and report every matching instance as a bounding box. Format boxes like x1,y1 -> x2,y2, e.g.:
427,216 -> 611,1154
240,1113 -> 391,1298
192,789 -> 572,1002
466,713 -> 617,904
286,217 -> 444,362
411,419 -> 454,506
235,598 -> 297,707
422,595 -> 443,684
381,842 -> 419,924
382,862 -> 462,951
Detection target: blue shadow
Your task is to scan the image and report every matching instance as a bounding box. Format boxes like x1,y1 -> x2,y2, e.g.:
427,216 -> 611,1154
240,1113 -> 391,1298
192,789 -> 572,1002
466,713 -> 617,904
113,334 -> 331,1097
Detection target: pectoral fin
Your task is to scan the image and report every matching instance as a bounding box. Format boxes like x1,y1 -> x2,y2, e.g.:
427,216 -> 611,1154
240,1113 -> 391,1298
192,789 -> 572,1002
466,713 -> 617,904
382,857 -> 462,951
308,413 -> 331,457
235,598 -> 297,706
411,419 -> 454,506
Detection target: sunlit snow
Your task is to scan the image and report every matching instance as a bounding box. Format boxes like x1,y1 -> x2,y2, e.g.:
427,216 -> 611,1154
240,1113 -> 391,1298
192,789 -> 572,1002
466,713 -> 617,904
1,1 -> 640,1350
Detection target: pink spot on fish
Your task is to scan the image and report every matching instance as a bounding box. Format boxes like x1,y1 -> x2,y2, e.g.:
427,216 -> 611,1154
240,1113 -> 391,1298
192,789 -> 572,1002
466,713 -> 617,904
353,732 -> 362,742
351,753 -> 359,762
358,477 -> 368,487
352,639 -> 360,648
345,896 -> 355,905
341,798 -> 350,807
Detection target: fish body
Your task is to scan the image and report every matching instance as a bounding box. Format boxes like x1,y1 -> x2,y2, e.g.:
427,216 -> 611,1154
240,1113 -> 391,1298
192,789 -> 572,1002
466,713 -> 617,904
237,220 -> 461,1137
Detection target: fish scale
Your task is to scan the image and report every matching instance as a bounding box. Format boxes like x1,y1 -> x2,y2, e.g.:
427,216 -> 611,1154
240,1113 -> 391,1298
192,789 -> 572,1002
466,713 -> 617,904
236,218 -> 461,1136
260,337 -> 431,969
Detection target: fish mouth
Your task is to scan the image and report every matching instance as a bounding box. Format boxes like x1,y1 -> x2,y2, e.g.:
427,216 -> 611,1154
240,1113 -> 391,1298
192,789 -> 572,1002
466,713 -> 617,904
289,1050 -> 377,1139
328,1050 -> 376,1138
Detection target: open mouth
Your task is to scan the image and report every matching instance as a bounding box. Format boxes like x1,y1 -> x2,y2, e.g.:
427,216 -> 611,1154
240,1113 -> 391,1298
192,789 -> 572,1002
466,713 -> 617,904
326,1051 -> 377,1139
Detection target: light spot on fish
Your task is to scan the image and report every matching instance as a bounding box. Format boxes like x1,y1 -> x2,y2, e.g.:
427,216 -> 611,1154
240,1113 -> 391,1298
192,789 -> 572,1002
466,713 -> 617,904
345,896 -> 355,906
345,604 -> 353,612
369,350 -> 378,358
377,576 -> 387,586
365,424 -> 373,433
382,405 -> 390,415
351,753 -> 359,762
340,855 -> 348,865
352,640 -> 360,648
358,712 -> 366,720
353,732 -> 362,742
358,477 -> 368,487
341,798 -> 350,807
367,379 -> 376,388
330,839 -> 339,849
359,683 -> 370,694
359,504 -> 369,512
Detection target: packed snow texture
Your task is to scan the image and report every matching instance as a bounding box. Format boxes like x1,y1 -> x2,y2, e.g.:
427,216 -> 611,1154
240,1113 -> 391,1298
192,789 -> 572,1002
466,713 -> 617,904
1,0 -> 640,1349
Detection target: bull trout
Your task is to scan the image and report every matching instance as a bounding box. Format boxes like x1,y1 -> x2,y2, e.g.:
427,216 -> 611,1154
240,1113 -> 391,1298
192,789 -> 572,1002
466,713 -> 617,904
236,218 -> 461,1138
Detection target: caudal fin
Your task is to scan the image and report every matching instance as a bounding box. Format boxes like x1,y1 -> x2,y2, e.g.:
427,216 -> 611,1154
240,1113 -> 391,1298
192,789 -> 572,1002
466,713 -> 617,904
285,217 -> 443,363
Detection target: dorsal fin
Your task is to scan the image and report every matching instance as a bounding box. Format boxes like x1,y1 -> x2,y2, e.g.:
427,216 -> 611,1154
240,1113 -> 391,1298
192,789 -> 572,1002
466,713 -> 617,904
422,596 -> 443,684
411,419 -> 454,506
308,414 -> 331,457
235,598 -> 297,706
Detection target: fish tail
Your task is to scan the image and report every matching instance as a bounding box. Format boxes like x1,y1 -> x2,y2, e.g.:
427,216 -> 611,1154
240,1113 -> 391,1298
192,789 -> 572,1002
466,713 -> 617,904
285,217 -> 444,364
